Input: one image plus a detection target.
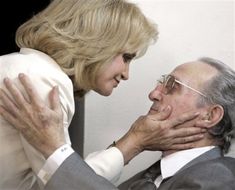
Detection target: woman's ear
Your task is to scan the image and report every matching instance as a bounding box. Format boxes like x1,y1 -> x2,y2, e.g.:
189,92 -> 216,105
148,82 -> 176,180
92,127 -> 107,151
200,105 -> 224,128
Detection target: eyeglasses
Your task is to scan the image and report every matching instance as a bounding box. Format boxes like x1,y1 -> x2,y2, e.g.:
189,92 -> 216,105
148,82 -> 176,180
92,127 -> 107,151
157,75 -> 207,97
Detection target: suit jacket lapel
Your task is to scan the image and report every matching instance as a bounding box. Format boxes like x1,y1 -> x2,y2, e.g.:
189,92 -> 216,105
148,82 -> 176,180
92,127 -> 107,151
176,147 -> 223,174
158,147 -> 223,190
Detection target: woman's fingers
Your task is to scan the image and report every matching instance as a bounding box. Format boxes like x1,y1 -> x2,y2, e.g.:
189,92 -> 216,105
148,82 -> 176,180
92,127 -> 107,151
166,132 -> 206,150
166,111 -> 200,129
172,133 -> 205,144
148,106 -> 172,121
169,126 -> 206,138
167,142 -> 196,150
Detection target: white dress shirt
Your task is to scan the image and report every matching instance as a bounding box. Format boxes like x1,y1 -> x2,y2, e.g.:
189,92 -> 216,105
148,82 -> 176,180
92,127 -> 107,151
0,48 -> 75,190
154,146 -> 215,187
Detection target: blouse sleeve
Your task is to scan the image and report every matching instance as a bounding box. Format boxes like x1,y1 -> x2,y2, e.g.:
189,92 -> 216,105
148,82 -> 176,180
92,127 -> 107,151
85,147 -> 124,183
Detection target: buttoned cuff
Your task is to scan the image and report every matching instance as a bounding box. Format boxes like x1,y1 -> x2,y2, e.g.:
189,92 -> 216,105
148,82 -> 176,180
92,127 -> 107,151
37,144 -> 74,185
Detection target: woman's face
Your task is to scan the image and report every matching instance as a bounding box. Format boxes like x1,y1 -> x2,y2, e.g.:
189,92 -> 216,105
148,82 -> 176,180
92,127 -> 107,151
94,54 -> 133,96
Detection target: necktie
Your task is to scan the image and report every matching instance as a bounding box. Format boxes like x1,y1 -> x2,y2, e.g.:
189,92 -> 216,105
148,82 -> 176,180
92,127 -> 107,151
128,161 -> 161,190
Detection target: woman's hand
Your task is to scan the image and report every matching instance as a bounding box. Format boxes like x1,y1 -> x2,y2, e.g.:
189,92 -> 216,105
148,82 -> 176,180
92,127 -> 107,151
115,108 -> 205,164
0,73 -> 65,158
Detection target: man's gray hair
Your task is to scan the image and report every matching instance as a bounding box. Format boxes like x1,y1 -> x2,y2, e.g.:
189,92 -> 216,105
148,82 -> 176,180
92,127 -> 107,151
198,57 -> 235,153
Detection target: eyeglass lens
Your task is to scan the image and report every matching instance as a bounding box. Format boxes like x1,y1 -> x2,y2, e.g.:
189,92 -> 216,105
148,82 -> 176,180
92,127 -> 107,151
164,75 -> 175,94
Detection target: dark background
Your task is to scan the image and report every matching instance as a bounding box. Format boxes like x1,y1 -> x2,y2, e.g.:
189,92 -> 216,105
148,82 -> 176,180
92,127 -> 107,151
0,0 -> 50,55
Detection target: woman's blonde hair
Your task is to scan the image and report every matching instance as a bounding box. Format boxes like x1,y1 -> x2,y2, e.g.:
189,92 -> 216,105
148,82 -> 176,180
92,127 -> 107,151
16,0 -> 158,96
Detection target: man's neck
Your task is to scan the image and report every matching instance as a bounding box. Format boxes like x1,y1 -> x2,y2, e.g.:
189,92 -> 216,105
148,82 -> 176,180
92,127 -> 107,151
162,137 -> 216,157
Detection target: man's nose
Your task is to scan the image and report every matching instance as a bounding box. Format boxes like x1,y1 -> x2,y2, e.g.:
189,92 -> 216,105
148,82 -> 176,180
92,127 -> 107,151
148,85 -> 163,101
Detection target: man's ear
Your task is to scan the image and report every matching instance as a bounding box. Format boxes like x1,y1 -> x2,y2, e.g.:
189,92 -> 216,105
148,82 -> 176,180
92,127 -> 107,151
201,105 -> 224,128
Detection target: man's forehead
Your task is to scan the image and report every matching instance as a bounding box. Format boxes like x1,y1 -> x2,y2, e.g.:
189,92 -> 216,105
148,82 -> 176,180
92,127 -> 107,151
172,61 -> 218,79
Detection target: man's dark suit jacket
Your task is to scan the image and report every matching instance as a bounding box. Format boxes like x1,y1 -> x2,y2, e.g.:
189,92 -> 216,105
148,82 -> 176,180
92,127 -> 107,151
119,147 -> 235,190
45,147 -> 235,190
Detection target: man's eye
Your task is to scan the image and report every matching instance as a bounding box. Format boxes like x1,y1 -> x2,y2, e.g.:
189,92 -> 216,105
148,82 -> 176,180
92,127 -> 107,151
168,83 -> 179,94
122,53 -> 136,63
157,79 -> 164,84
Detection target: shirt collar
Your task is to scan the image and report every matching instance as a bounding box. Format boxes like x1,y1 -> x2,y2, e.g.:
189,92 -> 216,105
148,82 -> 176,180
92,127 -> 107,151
160,146 -> 215,179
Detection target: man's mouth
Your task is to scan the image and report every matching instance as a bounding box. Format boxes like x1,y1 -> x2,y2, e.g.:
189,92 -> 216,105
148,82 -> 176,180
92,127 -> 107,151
148,106 -> 159,114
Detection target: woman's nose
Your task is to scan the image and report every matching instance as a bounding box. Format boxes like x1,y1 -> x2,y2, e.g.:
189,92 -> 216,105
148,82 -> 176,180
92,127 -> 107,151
121,64 -> 129,80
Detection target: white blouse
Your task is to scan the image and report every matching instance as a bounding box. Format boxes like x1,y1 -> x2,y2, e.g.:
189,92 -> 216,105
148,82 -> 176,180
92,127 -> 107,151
0,48 -> 74,190
0,48 -> 124,190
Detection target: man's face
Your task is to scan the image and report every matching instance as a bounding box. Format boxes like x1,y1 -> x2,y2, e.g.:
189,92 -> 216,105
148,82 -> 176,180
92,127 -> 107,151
148,61 -> 218,119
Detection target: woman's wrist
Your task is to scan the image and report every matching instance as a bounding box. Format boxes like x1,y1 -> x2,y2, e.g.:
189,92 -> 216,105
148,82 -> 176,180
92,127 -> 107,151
115,132 -> 143,165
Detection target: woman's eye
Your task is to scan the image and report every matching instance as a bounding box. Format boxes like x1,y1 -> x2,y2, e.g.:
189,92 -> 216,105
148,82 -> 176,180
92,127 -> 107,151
122,53 -> 136,63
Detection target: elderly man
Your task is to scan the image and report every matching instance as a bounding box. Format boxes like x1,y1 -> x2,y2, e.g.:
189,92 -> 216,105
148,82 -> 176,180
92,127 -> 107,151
119,57 -> 235,190
0,57 -> 235,190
